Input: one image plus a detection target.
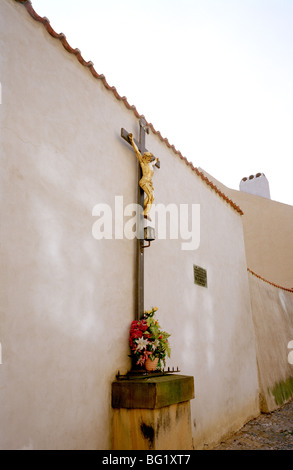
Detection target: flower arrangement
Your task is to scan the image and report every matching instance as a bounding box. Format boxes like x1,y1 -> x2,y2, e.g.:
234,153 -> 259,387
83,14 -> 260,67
129,307 -> 171,370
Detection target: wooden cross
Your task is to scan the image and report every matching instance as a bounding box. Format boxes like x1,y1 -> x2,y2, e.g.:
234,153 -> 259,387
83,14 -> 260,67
121,118 -> 159,320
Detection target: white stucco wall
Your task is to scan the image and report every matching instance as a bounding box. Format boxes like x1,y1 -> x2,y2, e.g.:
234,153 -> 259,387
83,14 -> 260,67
199,168 -> 293,290
0,0 -> 138,450
248,273 -> 293,412
142,138 -> 259,448
0,0 -> 259,450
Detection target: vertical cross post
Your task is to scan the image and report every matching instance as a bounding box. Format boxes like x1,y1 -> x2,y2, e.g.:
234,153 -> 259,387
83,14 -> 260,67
121,118 -> 152,320
136,118 -> 148,320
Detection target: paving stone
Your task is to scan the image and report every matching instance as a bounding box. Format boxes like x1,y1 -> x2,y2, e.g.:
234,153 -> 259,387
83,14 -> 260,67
214,399 -> 293,450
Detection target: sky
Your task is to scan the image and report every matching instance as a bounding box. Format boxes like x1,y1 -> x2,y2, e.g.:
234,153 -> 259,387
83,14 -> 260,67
32,0 -> 293,205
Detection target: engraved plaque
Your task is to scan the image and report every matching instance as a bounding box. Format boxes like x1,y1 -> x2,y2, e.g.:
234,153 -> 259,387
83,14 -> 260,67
193,265 -> 207,287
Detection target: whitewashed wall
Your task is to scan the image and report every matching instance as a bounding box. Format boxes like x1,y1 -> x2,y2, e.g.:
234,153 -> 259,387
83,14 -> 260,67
200,170 -> 293,290
248,272 -> 293,412
0,0 -> 259,450
0,0 -> 137,450
143,133 -> 259,448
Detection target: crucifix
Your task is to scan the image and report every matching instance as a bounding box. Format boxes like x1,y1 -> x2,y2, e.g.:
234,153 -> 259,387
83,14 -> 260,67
121,117 -> 160,321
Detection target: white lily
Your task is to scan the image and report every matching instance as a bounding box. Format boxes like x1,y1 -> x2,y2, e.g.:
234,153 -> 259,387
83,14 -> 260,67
135,337 -> 149,351
152,339 -> 160,351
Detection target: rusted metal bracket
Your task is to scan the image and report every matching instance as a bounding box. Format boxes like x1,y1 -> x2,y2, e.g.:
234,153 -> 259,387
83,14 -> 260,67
116,367 -> 181,381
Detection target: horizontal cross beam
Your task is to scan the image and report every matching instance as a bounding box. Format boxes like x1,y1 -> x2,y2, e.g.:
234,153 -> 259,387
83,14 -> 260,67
121,128 -> 160,168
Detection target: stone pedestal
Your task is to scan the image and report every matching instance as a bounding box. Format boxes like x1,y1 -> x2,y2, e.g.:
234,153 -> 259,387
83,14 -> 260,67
112,374 -> 194,450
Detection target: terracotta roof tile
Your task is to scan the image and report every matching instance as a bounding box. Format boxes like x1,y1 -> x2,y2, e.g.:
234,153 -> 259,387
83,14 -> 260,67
247,268 -> 293,293
15,0 -> 243,216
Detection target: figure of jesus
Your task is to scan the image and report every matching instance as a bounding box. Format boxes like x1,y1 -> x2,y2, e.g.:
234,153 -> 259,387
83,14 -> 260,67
128,133 -> 160,220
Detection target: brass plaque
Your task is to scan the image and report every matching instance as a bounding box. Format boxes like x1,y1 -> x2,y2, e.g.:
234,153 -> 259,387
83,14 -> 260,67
193,265 -> 207,287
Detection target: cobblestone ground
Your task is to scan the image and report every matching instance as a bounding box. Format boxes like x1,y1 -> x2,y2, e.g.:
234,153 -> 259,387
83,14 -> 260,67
214,399 -> 293,450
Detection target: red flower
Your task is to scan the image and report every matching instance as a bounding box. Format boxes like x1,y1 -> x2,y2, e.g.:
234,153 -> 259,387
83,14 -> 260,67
129,329 -> 143,349
130,321 -> 139,331
139,320 -> 148,331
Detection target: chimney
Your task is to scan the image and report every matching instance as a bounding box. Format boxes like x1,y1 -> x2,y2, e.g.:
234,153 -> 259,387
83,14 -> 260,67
239,173 -> 271,199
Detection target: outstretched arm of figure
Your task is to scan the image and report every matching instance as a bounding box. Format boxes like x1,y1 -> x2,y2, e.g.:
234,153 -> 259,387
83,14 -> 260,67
128,133 -> 142,162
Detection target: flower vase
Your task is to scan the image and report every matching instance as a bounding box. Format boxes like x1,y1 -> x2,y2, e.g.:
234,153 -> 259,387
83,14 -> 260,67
145,357 -> 159,372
